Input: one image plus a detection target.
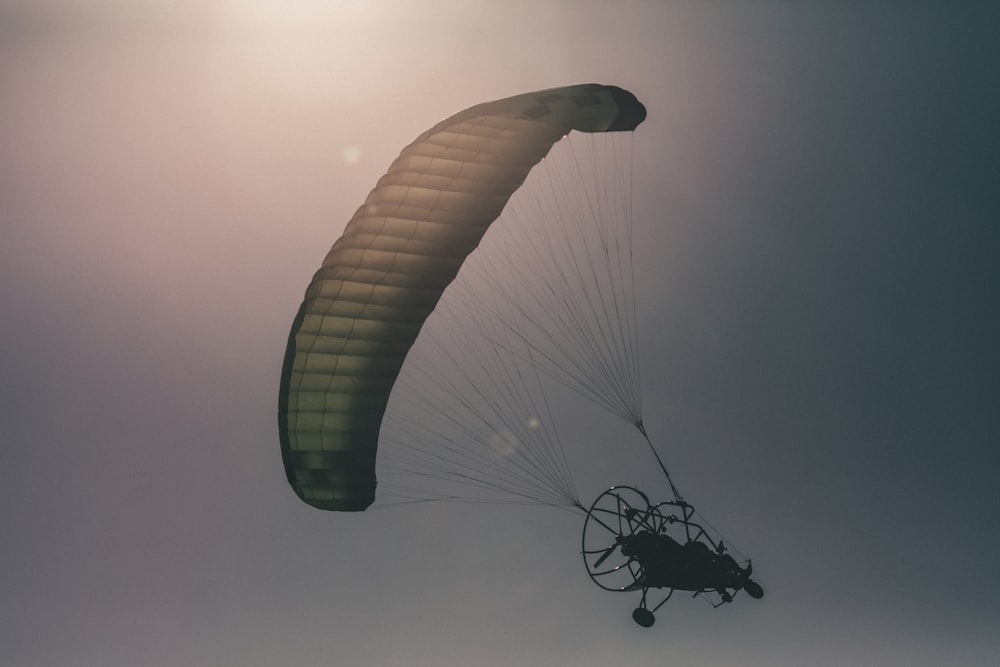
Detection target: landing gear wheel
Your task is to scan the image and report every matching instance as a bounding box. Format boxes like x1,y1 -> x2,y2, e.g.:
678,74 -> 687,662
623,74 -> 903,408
743,580 -> 764,599
582,486 -> 661,591
632,607 -> 655,628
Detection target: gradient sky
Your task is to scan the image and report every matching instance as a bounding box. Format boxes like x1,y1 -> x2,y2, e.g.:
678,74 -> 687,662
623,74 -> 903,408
3,2 -> 999,665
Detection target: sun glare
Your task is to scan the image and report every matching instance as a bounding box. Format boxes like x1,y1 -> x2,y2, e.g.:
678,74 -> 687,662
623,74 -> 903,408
342,146 -> 363,165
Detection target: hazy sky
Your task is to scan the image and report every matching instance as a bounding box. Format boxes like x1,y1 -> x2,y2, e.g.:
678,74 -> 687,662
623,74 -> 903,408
3,2 -> 999,665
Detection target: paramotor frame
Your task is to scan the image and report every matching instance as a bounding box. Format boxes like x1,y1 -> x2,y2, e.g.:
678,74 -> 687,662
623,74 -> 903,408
582,486 -> 763,627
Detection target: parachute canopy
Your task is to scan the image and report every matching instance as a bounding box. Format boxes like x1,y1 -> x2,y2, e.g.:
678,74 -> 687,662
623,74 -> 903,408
279,84 -> 646,511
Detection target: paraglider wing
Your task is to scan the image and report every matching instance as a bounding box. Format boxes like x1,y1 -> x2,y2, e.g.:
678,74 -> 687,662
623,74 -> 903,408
278,84 -> 646,511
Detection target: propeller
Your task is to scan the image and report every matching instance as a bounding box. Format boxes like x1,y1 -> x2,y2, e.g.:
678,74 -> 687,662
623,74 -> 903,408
593,539 -> 621,567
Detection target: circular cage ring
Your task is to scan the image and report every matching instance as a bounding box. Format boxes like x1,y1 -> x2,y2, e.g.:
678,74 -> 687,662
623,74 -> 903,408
582,486 -> 666,592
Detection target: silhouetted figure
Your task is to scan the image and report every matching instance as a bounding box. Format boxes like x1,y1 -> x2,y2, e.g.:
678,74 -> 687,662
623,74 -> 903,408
621,530 -> 757,598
